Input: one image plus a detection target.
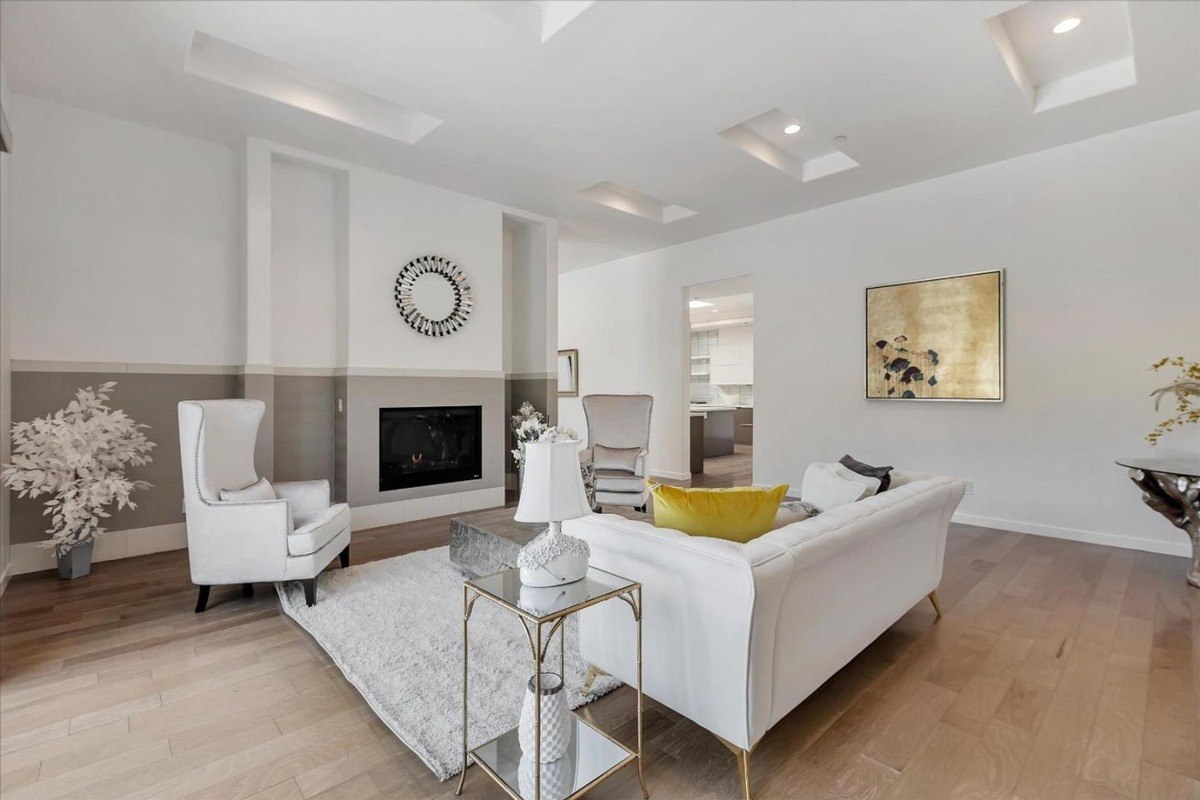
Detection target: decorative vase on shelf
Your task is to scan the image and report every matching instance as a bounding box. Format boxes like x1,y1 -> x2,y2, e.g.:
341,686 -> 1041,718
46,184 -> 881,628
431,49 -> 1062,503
518,750 -> 577,800
57,539 -> 94,580
518,671 -> 573,762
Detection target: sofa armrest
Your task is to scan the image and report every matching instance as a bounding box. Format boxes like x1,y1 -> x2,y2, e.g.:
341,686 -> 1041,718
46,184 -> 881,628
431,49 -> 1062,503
275,480 -> 331,520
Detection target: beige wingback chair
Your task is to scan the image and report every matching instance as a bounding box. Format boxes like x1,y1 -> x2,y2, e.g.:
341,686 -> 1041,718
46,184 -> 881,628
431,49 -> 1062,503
580,394 -> 653,512
178,399 -> 351,612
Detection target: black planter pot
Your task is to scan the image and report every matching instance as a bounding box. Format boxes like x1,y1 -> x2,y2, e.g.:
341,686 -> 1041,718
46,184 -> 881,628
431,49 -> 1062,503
57,540 -> 94,580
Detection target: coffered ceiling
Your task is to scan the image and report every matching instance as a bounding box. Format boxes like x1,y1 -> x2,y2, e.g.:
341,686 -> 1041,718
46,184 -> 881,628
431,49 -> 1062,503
2,1 -> 1196,271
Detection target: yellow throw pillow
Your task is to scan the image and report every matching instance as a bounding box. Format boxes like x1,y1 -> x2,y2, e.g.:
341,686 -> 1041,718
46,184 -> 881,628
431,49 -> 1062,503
650,484 -> 789,543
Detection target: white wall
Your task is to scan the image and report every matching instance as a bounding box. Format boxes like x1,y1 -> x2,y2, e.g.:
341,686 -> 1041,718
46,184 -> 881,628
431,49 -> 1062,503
271,157 -> 340,368
8,95 -> 241,365
348,167 -> 502,372
561,111 -> 1200,555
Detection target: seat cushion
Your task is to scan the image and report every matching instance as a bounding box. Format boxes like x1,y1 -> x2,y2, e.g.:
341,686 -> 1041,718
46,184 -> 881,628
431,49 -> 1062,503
594,469 -> 646,493
288,503 -> 351,556
651,483 -> 789,543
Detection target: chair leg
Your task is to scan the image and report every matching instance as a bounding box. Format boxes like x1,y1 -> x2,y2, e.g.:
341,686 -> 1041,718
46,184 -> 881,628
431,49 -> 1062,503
194,585 -> 210,613
928,590 -> 943,618
242,583 -> 254,598
635,504 -> 647,513
303,578 -> 317,607
339,545 -> 350,569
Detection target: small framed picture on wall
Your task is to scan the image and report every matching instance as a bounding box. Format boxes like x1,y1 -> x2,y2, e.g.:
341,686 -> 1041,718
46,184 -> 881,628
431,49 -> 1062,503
558,349 -> 579,397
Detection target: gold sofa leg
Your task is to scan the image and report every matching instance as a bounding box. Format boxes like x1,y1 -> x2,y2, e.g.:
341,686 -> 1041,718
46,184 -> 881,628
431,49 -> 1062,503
715,734 -> 754,800
928,590 -> 943,618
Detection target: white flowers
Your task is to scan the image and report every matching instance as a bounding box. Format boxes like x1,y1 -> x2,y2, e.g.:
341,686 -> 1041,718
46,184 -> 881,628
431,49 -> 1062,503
1,382 -> 155,555
510,402 -> 578,466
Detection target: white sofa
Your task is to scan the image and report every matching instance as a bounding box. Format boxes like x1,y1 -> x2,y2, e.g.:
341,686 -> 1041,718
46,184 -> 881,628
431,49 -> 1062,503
564,466 -> 965,799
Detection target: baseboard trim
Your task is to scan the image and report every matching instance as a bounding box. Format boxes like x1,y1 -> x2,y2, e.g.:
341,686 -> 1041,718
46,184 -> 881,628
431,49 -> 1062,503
952,512 -> 1191,558
351,487 -> 506,531
9,522 -> 188,576
649,469 -> 692,481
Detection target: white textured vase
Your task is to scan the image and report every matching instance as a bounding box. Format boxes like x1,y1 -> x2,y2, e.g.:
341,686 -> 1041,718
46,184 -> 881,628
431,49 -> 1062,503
518,752 -> 577,800
518,671 -> 572,762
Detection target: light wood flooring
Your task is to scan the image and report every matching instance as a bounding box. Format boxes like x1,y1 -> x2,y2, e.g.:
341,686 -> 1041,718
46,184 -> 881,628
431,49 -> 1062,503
2,493 -> 1198,799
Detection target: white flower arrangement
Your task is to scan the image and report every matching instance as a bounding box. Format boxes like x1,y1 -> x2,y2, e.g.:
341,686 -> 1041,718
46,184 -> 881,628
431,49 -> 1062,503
509,401 -> 578,466
1,382 -> 155,556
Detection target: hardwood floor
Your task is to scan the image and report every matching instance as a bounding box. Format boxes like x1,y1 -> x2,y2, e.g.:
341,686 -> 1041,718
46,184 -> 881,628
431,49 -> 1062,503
2,502 -> 1198,799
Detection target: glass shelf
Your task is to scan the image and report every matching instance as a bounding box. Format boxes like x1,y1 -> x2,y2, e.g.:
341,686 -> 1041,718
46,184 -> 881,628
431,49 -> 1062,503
471,714 -> 635,800
468,567 -> 636,622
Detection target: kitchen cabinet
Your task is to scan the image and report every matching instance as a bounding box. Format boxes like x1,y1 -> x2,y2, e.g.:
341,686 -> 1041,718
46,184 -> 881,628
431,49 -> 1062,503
735,407 -> 753,446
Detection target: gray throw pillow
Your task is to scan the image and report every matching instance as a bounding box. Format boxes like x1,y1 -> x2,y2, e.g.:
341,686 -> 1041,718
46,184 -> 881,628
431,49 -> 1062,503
839,454 -> 893,492
593,444 -> 641,473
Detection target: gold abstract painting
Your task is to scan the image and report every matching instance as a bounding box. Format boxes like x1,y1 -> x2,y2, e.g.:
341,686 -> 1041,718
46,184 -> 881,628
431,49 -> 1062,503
866,270 -> 1004,401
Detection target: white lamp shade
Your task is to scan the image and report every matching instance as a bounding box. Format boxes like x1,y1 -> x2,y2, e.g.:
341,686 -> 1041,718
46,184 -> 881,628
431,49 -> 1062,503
515,440 -> 591,523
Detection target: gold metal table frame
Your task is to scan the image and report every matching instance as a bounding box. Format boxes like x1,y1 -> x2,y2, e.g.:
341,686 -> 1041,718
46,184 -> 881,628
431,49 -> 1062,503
455,566 -> 649,800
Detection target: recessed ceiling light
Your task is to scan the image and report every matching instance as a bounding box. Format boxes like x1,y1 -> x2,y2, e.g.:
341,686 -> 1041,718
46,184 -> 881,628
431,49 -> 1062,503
689,300 -> 713,309
1052,16 -> 1082,34
783,124 -> 802,135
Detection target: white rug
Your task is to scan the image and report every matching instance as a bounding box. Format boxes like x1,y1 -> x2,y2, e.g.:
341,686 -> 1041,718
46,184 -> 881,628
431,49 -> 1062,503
275,547 -> 622,781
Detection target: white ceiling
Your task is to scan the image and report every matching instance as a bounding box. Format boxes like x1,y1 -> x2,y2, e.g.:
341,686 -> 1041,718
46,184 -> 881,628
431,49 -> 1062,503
2,1 -> 1197,272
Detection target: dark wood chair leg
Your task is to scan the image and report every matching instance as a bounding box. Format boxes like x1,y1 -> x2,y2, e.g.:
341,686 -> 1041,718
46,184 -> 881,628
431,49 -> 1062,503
339,545 -> 350,569
242,583 -> 254,598
194,585 -> 211,613
303,578 -> 317,607
636,505 -> 647,513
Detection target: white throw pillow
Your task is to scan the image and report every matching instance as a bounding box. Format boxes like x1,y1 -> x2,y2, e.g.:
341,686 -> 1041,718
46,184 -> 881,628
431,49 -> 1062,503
801,463 -> 880,511
220,477 -> 277,503
593,444 -> 641,473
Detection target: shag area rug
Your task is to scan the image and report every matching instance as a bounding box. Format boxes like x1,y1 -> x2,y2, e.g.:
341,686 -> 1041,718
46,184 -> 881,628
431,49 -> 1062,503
275,547 -> 621,780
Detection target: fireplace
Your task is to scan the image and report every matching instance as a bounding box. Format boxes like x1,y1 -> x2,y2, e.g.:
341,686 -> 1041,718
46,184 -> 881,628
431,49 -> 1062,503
379,406 -> 483,491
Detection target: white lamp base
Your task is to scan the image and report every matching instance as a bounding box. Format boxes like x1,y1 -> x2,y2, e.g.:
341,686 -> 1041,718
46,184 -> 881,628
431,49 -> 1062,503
517,521 -> 590,587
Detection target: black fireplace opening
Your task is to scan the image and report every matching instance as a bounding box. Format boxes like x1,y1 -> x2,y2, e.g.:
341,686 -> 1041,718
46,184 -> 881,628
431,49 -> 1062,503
379,405 -> 483,491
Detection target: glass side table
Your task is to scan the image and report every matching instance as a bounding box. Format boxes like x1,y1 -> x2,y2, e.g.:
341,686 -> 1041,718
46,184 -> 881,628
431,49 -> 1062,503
456,566 -> 649,800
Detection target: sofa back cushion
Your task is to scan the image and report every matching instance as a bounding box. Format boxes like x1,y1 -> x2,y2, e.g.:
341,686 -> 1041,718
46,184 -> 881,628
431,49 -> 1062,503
651,483 -> 788,543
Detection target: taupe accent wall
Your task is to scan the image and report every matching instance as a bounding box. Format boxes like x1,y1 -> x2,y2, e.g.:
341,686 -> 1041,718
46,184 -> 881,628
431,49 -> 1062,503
273,375 -> 336,485
345,375 -> 505,508
9,371 -> 237,545
241,373 -> 275,480
504,378 -> 556,474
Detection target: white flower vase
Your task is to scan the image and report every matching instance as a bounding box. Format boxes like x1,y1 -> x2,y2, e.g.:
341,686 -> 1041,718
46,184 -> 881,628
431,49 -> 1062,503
518,671 -> 572,762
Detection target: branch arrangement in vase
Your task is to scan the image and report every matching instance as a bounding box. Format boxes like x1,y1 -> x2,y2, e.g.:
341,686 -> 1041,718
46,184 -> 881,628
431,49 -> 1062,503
509,402 -> 578,468
1146,357 -> 1200,446
1,382 -> 156,556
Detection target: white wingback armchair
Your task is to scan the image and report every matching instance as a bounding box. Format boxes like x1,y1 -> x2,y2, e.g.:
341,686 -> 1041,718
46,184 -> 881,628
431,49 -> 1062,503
178,399 -> 351,612
580,394 -> 653,512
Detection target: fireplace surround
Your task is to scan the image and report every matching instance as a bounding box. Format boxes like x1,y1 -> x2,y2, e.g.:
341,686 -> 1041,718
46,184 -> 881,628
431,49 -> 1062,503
379,405 -> 483,491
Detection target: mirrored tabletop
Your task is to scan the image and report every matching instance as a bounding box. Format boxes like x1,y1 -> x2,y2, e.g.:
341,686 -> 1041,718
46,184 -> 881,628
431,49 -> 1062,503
467,567 -> 637,622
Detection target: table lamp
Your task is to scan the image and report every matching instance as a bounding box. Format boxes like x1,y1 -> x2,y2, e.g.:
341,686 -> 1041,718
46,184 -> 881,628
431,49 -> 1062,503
515,439 -> 592,587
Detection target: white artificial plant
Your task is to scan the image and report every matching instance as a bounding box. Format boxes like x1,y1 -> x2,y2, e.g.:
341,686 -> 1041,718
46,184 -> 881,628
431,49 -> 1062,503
510,401 -> 579,466
1,382 -> 155,555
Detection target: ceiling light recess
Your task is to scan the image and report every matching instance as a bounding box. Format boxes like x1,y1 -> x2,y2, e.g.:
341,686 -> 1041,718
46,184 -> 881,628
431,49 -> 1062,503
577,182 -> 697,224
719,108 -> 858,183
184,32 -> 441,144
1052,17 -> 1082,34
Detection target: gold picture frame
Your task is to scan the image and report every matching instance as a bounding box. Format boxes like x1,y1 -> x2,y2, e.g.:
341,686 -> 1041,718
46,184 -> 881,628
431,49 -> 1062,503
865,269 -> 1004,402
557,349 -> 579,397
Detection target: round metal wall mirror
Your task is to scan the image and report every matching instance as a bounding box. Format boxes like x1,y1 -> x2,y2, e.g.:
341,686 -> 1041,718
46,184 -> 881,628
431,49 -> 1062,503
393,255 -> 474,337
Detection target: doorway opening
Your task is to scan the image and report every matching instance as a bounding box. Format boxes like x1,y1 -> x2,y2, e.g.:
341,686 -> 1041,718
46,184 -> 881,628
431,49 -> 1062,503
686,276 -> 753,488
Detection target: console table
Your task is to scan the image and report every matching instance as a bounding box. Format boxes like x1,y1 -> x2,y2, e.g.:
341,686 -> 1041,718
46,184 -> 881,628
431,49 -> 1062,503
1116,456 -> 1200,588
